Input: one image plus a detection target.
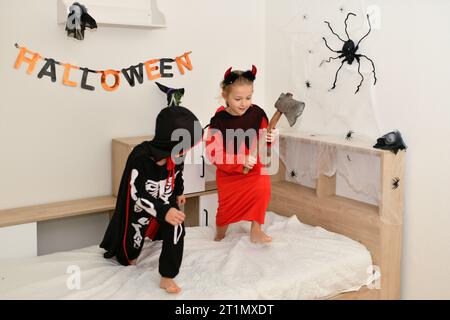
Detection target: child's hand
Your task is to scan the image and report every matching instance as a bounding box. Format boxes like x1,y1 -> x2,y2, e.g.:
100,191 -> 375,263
265,128 -> 279,143
244,155 -> 257,171
165,208 -> 185,226
177,194 -> 186,206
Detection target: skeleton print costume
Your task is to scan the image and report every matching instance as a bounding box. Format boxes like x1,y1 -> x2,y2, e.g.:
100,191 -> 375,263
101,105 -> 202,279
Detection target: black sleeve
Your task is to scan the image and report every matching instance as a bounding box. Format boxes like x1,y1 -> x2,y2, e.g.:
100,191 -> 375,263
173,163 -> 184,196
129,157 -> 172,223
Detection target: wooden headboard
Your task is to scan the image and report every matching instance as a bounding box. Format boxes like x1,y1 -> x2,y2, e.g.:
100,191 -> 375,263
268,132 -> 405,300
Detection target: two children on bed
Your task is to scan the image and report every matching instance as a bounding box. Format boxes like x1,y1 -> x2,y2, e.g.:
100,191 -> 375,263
100,66 -> 274,294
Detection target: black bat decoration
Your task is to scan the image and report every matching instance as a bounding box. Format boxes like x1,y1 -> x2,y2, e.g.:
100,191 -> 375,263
346,130 -> 354,140
320,12 -> 377,94
392,177 -> 400,190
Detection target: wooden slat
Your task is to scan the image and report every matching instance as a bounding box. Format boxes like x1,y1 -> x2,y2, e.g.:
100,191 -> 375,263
379,151 -> 405,225
316,173 -> 336,198
378,150 -> 405,299
329,287 -> 380,300
0,196 -> 117,227
269,181 -> 381,266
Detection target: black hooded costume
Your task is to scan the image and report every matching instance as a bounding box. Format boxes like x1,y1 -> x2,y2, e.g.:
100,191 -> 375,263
100,106 -> 202,278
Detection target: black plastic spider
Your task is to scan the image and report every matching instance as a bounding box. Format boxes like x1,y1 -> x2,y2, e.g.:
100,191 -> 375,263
392,177 -> 400,190
305,80 -> 311,88
289,169 -> 298,179
345,130 -> 354,140
320,12 -> 377,94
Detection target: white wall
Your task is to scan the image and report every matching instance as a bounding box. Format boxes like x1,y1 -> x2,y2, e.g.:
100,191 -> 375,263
2,0 -> 449,299
0,0 -> 266,208
266,0 -> 450,299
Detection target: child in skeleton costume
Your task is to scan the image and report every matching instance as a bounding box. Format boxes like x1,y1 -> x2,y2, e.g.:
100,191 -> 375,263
206,66 -> 276,243
100,104 -> 202,294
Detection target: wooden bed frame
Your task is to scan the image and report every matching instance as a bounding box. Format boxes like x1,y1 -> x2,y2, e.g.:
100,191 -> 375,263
268,132 -> 405,300
0,132 -> 404,299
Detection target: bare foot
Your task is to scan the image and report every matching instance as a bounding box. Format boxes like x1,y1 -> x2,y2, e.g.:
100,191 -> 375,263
250,221 -> 272,243
214,225 -> 228,242
160,277 -> 182,294
129,259 -> 137,265
250,230 -> 272,243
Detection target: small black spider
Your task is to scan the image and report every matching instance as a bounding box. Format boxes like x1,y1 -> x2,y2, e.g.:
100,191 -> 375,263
305,80 -> 311,88
289,169 -> 298,179
392,177 -> 400,190
347,155 -> 352,162
345,130 -> 354,140
320,12 -> 377,94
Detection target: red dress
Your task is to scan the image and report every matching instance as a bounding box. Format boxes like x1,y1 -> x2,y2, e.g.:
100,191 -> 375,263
206,105 -> 271,227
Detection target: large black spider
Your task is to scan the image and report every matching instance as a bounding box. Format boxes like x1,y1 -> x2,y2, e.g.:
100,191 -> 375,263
320,12 -> 377,94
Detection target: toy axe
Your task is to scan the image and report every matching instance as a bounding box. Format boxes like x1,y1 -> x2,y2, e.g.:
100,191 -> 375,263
243,92 -> 305,174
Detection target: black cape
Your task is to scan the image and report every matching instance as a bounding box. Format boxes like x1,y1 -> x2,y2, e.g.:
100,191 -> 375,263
100,141 -> 184,265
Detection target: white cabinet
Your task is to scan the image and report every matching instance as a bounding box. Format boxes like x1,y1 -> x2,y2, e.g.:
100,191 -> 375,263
0,223 -> 37,259
199,193 -> 218,227
183,140 -> 206,195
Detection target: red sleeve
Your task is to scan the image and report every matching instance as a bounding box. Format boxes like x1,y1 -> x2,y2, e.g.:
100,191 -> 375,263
205,128 -> 244,174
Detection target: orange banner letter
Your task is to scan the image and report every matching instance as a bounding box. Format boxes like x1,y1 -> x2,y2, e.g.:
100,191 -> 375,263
144,59 -> 161,81
175,52 -> 193,75
101,70 -> 121,92
14,47 -> 41,74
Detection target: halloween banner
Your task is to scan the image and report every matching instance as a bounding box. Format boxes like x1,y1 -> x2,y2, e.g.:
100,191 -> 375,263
13,43 -> 193,92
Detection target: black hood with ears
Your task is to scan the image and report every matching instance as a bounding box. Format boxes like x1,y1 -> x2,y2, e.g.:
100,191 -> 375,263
144,105 -> 203,162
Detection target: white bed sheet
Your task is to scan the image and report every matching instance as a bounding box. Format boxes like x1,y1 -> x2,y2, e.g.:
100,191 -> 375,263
0,212 -> 374,299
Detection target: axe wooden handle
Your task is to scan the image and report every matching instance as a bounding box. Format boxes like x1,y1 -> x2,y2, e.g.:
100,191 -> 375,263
243,110 -> 282,174
268,110 -> 282,133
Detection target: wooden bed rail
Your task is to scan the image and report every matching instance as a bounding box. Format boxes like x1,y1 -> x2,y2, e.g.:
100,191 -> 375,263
269,132 -> 405,299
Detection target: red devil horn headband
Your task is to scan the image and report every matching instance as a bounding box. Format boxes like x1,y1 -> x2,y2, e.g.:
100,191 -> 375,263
251,65 -> 257,76
223,65 -> 257,80
224,67 -> 232,80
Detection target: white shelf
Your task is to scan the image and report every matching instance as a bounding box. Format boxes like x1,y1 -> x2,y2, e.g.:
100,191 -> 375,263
57,0 -> 166,29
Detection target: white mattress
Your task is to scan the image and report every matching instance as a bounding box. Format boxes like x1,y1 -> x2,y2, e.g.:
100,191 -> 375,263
0,212 -> 374,299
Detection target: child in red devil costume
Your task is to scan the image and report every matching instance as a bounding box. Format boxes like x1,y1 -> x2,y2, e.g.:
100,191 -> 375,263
206,66 -> 276,243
